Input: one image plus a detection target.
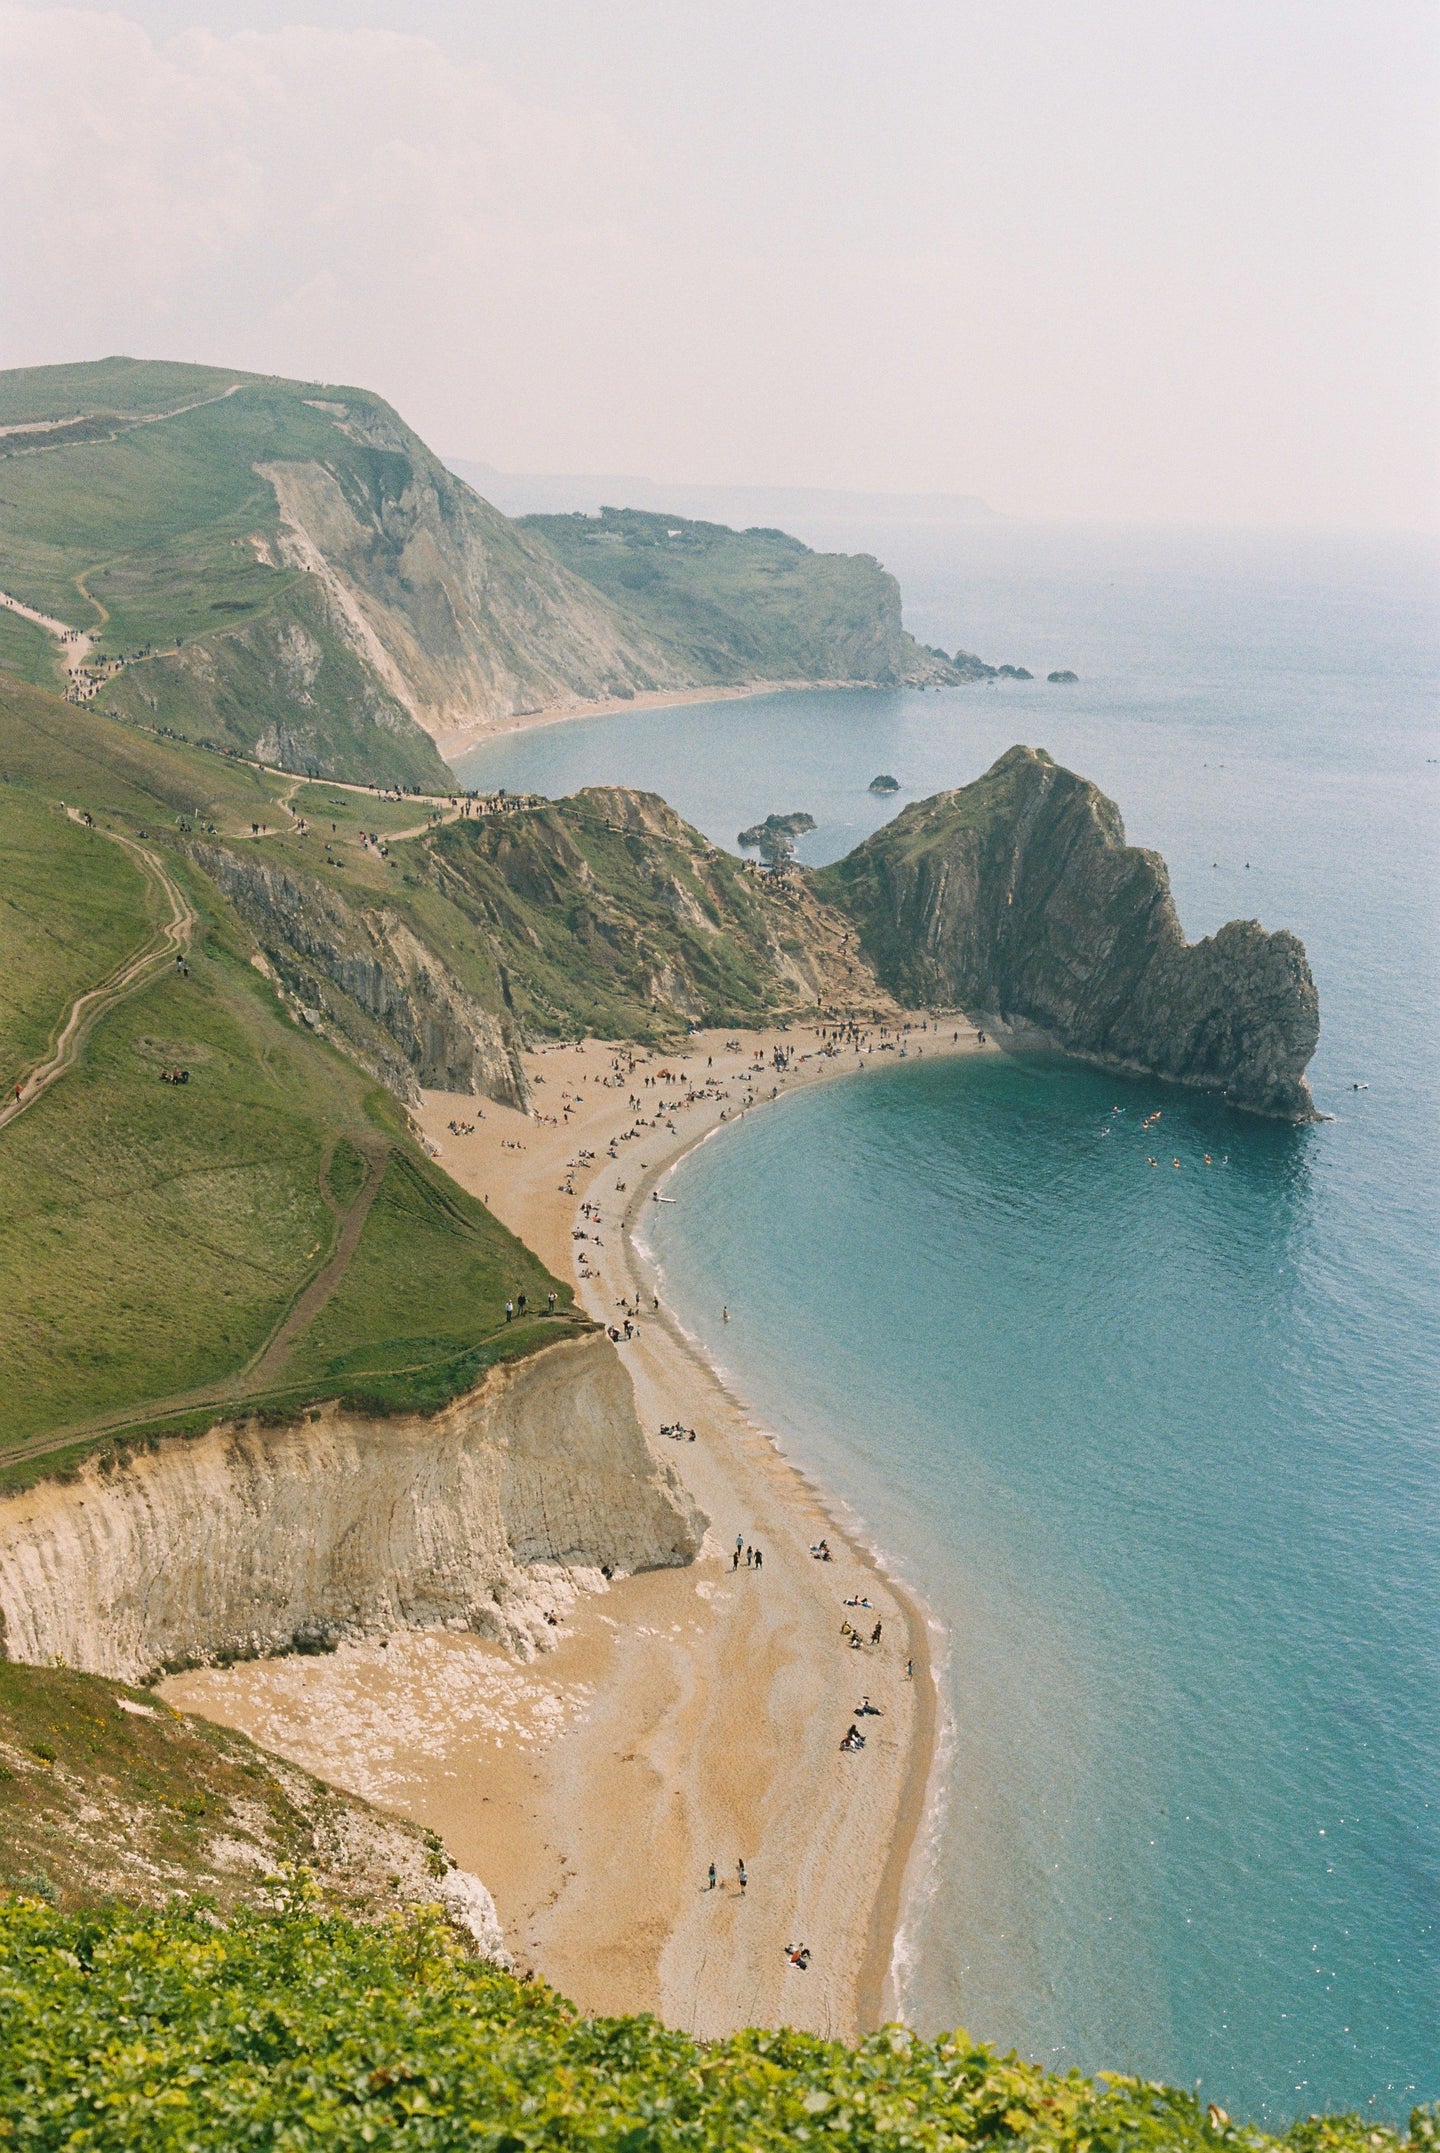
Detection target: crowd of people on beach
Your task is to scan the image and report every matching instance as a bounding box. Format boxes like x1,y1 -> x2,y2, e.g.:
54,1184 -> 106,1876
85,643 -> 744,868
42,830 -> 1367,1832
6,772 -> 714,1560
450,1022 -> 944,2012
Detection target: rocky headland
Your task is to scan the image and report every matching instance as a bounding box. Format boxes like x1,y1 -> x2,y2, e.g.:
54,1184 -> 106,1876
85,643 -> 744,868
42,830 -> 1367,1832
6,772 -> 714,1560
817,745 -> 1320,1119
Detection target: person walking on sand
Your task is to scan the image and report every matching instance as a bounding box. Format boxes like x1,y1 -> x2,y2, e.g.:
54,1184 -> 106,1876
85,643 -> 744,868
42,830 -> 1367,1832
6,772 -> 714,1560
707,1862 -> 716,1891
737,1859 -> 747,1894
871,1620 -> 882,1646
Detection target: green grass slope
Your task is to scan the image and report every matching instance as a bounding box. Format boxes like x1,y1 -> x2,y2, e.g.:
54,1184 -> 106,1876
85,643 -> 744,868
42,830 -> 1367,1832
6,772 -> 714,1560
0,360 -> 450,788
0,787 -> 154,1073
0,675 -> 573,1472
0,1896 -> 1425,2151
521,505 -> 916,685
0,606 -> 55,685
0,357 -> 691,784
195,782 -> 878,1104
0,355 -> 241,428
0,1663 -> 460,1925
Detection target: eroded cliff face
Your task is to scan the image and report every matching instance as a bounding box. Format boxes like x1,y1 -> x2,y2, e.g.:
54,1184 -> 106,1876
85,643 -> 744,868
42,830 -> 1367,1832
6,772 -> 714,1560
0,1334 -> 704,1684
259,414 -> 691,752
192,842 -> 528,1107
819,746 -> 1320,1119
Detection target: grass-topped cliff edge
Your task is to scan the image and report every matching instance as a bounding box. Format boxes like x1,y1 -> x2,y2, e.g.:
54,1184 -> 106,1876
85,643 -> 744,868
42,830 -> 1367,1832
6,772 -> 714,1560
0,673 -> 577,1483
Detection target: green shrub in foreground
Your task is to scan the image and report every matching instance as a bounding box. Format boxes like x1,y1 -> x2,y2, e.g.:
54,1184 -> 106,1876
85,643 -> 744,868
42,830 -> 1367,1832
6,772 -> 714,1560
0,1897 -> 1429,2151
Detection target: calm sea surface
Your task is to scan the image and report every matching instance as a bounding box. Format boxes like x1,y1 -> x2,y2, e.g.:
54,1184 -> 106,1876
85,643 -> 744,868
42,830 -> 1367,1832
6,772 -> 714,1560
456,526 -> 1439,2122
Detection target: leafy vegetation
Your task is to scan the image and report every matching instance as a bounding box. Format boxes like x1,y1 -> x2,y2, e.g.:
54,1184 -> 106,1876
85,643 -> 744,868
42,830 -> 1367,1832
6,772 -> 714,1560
0,1897 -> 1426,2151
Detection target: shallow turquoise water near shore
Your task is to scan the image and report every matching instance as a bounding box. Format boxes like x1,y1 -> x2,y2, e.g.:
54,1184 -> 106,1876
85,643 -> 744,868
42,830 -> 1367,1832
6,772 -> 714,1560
457,528 -> 1439,2119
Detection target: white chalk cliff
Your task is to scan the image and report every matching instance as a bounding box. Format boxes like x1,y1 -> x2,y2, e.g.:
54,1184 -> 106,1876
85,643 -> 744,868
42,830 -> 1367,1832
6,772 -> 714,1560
0,1335 -> 703,1684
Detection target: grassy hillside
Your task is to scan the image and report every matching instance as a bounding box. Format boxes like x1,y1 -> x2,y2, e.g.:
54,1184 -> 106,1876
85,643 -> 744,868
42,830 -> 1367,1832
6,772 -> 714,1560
196,781 -> 887,1109
0,605 -> 55,685
0,788 -> 154,1071
0,1662 -> 464,1924
0,355 -> 240,429
0,674 -> 574,1473
521,504 -> 944,686
0,361 -> 451,787
0,358 -> 687,782
1,357 -> 968,792
0,1895 -> 1423,2151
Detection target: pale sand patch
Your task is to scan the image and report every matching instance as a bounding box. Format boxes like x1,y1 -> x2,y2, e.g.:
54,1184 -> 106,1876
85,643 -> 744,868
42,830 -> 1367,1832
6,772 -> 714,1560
169,1017 -> 991,2036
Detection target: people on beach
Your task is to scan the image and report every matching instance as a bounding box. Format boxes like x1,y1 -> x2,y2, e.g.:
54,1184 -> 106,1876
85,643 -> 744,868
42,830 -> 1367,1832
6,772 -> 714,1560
707,1862 -> 716,1891
737,1859 -> 747,1893
871,1620 -> 882,1646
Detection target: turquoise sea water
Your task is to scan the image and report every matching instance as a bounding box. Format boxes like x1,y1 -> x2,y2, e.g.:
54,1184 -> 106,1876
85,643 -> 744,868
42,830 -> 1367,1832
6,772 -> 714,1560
456,528 -> 1439,2121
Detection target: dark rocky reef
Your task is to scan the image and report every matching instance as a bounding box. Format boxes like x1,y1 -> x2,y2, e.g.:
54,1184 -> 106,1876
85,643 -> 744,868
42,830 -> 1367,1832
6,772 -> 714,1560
868,774 -> 901,794
738,810 -> 816,866
815,746 -> 1319,1119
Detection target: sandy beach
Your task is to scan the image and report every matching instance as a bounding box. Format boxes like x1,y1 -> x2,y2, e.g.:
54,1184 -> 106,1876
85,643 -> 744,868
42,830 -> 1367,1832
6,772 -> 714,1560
167,1016 -> 990,2038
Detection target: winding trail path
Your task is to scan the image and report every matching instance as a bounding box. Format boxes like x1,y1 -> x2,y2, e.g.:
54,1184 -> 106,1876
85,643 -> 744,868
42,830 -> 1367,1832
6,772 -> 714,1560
0,815 -> 195,1137
0,589 -> 93,696
245,1134 -> 392,1385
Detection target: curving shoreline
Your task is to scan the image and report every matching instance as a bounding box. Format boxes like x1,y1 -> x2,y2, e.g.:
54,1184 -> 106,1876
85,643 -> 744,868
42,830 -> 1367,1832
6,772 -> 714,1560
437,1015 -> 981,2032
622,1094 -> 945,2028
170,1017 -> 986,2036
437,677 -> 874,760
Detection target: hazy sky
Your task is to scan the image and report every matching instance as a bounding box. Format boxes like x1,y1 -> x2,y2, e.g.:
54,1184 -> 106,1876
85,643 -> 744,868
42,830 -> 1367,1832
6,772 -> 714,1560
2,1 -> 1435,526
